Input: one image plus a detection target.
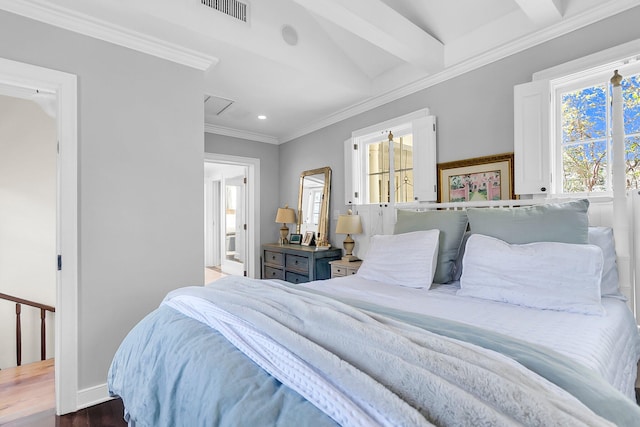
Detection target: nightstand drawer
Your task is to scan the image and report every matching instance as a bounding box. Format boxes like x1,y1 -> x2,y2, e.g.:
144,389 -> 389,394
329,260 -> 362,278
285,271 -> 309,284
286,254 -> 309,272
331,264 -> 347,277
264,266 -> 284,280
264,251 -> 284,266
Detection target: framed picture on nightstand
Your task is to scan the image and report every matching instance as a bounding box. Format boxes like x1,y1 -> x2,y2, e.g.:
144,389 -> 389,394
290,233 -> 302,244
301,231 -> 315,246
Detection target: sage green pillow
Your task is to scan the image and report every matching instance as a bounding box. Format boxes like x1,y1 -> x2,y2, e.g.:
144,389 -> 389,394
466,199 -> 590,244
395,209 -> 468,284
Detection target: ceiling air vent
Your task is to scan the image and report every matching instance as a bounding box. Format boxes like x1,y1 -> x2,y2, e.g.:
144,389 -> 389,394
201,0 -> 248,23
204,94 -> 235,116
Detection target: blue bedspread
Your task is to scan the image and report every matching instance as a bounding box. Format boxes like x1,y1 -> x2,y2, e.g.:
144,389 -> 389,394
108,305 -> 337,427
108,278 -> 640,426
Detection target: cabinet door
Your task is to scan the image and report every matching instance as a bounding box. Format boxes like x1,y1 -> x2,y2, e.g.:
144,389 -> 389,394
514,80 -> 550,195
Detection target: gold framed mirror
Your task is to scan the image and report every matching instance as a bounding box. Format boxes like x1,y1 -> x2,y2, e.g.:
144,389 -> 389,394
297,167 -> 331,247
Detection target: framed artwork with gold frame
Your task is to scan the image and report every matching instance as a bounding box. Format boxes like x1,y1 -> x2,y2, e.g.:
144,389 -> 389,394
437,153 -> 515,203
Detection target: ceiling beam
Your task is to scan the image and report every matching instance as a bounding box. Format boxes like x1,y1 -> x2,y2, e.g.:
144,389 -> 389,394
293,0 -> 443,73
514,0 -> 562,26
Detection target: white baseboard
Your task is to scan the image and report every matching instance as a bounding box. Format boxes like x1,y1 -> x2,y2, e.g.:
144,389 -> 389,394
76,382 -> 112,410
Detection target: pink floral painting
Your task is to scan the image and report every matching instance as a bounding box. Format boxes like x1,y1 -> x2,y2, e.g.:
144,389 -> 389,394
448,170 -> 502,202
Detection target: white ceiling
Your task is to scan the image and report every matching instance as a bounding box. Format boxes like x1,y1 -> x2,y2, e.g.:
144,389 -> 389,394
1,0 -> 638,143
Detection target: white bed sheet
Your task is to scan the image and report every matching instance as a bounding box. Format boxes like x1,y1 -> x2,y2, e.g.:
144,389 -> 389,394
303,275 -> 640,400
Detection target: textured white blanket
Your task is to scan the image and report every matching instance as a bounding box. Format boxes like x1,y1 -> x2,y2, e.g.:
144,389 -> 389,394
164,277 -> 614,427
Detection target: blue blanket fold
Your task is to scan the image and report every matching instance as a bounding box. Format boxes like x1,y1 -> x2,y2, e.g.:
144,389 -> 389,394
108,306 -> 337,427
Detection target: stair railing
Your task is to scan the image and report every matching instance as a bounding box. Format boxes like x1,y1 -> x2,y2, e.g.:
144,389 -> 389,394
0,292 -> 55,366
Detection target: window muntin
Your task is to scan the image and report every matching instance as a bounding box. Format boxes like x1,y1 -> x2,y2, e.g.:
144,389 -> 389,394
393,135 -> 414,203
554,68 -> 640,193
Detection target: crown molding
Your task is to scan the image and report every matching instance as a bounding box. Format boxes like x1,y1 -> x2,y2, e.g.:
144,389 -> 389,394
204,123 -> 280,145
280,0 -> 640,142
0,0 -> 218,71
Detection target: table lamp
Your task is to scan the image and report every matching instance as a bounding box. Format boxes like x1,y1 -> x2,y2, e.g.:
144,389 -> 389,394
275,204 -> 296,244
335,209 -> 363,261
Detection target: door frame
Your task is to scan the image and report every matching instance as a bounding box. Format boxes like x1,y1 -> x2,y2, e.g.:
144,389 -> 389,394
0,57 -> 78,414
204,179 -> 221,267
204,153 -> 260,278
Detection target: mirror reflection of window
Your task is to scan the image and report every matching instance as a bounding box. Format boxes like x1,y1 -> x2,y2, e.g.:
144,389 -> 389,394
301,174 -> 324,234
304,189 -> 322,225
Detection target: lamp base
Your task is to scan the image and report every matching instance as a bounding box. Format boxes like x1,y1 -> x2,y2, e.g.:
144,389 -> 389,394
279,225 -> 289,245
342,234 -> 357,261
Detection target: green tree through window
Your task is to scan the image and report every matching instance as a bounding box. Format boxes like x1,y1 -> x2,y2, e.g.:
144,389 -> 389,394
560,73 -> 640,192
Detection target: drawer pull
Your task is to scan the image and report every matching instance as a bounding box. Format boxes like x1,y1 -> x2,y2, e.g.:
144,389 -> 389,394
272,255 -> 276,260
336,268 -> 342,273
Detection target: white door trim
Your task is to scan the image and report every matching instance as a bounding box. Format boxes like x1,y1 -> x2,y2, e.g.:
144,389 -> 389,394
204,153 -> 260,278
0,57 -> 78,414
204,179 -> 221,267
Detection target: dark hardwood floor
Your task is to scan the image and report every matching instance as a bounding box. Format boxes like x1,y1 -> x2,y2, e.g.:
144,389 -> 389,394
55,398 -> 127,427
2,398 -> 127,427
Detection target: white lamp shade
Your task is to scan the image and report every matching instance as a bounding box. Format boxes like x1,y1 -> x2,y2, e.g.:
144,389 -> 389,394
336,214 -> 362,235
275,206 -> 296,224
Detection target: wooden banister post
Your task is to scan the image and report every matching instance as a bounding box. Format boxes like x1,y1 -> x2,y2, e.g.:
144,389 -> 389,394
1,292 -> 55,366
16,303 -> 22,367
40,308 -> 46,361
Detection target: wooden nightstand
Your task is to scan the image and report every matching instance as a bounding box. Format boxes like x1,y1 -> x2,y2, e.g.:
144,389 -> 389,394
329,259 -> 362,278
262,244 -> 342,284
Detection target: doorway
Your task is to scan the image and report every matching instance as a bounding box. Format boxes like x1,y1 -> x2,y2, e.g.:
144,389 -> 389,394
204,153 -> 260,279
204,163 -> 247,276
0,57 -> 78,415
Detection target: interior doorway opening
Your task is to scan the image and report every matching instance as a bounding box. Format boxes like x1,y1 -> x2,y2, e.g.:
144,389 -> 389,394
0,57 -> 78,415
204,153 -> 260,279
204,163 -> 247,276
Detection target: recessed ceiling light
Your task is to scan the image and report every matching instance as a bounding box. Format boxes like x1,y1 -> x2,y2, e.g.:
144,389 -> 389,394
258,115 -> 267,120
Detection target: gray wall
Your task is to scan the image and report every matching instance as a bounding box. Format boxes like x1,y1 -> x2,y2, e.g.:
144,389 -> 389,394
205,133 -> 281,264
280,6 -> 640,247
0,11 -> 205,388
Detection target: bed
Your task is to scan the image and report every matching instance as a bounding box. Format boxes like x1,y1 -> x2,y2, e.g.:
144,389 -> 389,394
108,199 -> 640,426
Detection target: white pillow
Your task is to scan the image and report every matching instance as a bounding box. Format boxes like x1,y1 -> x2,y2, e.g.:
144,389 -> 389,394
357,230 -> 440,288
457,234 -> 605,315
588,226 -> 625,300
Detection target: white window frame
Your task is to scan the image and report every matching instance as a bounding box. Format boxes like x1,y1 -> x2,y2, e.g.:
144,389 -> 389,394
551,63 -> 640,195
515,39 -> 640,196
345,108 -> 437,206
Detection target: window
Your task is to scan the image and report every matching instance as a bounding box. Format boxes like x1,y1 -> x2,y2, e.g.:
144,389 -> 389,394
345,109 -> 436,205
554,68 -> 640,193
515,50 -> 640,196
365,132 -> 414,204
